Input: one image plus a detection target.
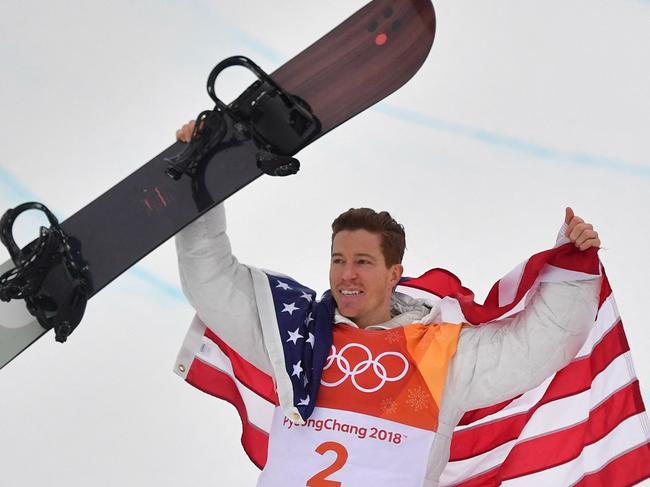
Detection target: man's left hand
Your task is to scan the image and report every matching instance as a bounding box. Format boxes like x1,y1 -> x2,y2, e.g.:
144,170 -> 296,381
565,207 -> 601,251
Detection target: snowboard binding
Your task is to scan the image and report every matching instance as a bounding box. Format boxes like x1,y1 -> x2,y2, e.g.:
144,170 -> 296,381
256,151 -> 300,177
165,108 -> 229,180
166,56 -> 319,180
0,203 -> 91,343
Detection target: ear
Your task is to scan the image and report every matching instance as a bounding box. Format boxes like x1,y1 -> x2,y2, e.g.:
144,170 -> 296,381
389,264 -> 404,287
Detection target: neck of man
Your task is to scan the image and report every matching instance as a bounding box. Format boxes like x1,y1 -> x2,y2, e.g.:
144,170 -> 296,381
354,303 -> 393,329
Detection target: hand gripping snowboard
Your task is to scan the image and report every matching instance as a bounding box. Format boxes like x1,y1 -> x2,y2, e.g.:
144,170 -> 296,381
0,0 -> 435,370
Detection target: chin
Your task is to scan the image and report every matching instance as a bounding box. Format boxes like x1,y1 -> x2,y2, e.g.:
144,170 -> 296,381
337,304 -> 360,320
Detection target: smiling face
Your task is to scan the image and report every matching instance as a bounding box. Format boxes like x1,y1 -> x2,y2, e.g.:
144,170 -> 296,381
330,229 -> 403,329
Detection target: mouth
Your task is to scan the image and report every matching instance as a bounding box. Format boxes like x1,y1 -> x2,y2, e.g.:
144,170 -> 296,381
339,289 -> 364,297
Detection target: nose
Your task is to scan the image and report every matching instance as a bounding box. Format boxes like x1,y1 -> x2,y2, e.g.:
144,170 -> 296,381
342,262 -> 357,281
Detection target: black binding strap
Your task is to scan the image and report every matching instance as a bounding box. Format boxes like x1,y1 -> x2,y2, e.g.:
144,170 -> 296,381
0,202 -> 90,342
167,56 -> 320,181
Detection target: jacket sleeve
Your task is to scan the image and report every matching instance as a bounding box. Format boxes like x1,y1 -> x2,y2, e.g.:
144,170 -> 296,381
175,204 -> 273,375
444,277 -> 600,412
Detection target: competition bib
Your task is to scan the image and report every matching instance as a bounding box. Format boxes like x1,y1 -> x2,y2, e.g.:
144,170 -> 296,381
258,407 -> 435,486
258,323 -> 461,486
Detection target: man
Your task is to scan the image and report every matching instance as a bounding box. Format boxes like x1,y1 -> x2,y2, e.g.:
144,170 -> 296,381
173,123 -> 601,486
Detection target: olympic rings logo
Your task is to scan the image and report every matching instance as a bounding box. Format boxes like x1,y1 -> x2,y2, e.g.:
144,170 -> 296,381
320,343 -> 409,393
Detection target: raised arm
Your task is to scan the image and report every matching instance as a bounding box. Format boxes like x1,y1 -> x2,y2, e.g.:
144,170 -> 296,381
444,208 -> 602,411
175,199 -> 272,373
446,278 -> 599,411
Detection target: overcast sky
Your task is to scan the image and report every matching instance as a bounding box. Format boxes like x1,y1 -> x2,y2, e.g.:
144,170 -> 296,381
1,1 -> 648,485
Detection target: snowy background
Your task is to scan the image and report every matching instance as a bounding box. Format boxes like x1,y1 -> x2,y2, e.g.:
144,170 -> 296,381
1,0 -> 648,485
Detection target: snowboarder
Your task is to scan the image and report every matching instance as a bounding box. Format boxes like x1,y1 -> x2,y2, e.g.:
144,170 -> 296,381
174,122 -> 602,486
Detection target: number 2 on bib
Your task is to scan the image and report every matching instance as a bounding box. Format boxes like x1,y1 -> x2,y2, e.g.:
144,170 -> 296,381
306,441 -> 349,487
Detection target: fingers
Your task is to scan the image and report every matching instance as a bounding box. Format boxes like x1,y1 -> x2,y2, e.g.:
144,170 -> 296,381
574,228 -> 600,250
565,214 -> 584,238
577,237 -> 601,251
568,222 -> 593,242
565,212 -> 601,251
175,120 -> 197,143
565,207 -> 574,225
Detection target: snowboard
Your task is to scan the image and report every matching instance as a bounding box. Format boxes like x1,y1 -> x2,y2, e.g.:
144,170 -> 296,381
0,0 -> 435,370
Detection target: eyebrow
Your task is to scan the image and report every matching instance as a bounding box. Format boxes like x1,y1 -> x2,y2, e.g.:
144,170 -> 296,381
331,252 -> 376,260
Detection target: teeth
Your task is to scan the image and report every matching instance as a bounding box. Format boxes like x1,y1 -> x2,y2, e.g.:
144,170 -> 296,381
341,290 -> 362,296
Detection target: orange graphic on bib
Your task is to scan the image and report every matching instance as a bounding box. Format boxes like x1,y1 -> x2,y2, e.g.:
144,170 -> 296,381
316,323 -> 461,432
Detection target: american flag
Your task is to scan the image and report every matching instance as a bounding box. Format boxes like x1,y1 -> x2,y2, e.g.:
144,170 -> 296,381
181,243 -> 650,485
258,273 -> 335,421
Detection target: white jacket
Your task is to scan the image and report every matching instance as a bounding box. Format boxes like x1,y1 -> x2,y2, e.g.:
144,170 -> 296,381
175,204 -> 600,485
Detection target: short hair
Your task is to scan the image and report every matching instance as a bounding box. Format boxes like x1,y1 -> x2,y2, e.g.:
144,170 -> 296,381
331,208 -> 406,267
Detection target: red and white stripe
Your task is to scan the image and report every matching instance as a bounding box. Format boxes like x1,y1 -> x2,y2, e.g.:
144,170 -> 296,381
438,276 -> 650,485
183,325 -> 276,468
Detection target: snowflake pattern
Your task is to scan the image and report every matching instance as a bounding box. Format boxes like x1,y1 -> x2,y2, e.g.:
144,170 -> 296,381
406,386 -> 429,412
380,397 -> 398,415
384,329 -> 402,344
